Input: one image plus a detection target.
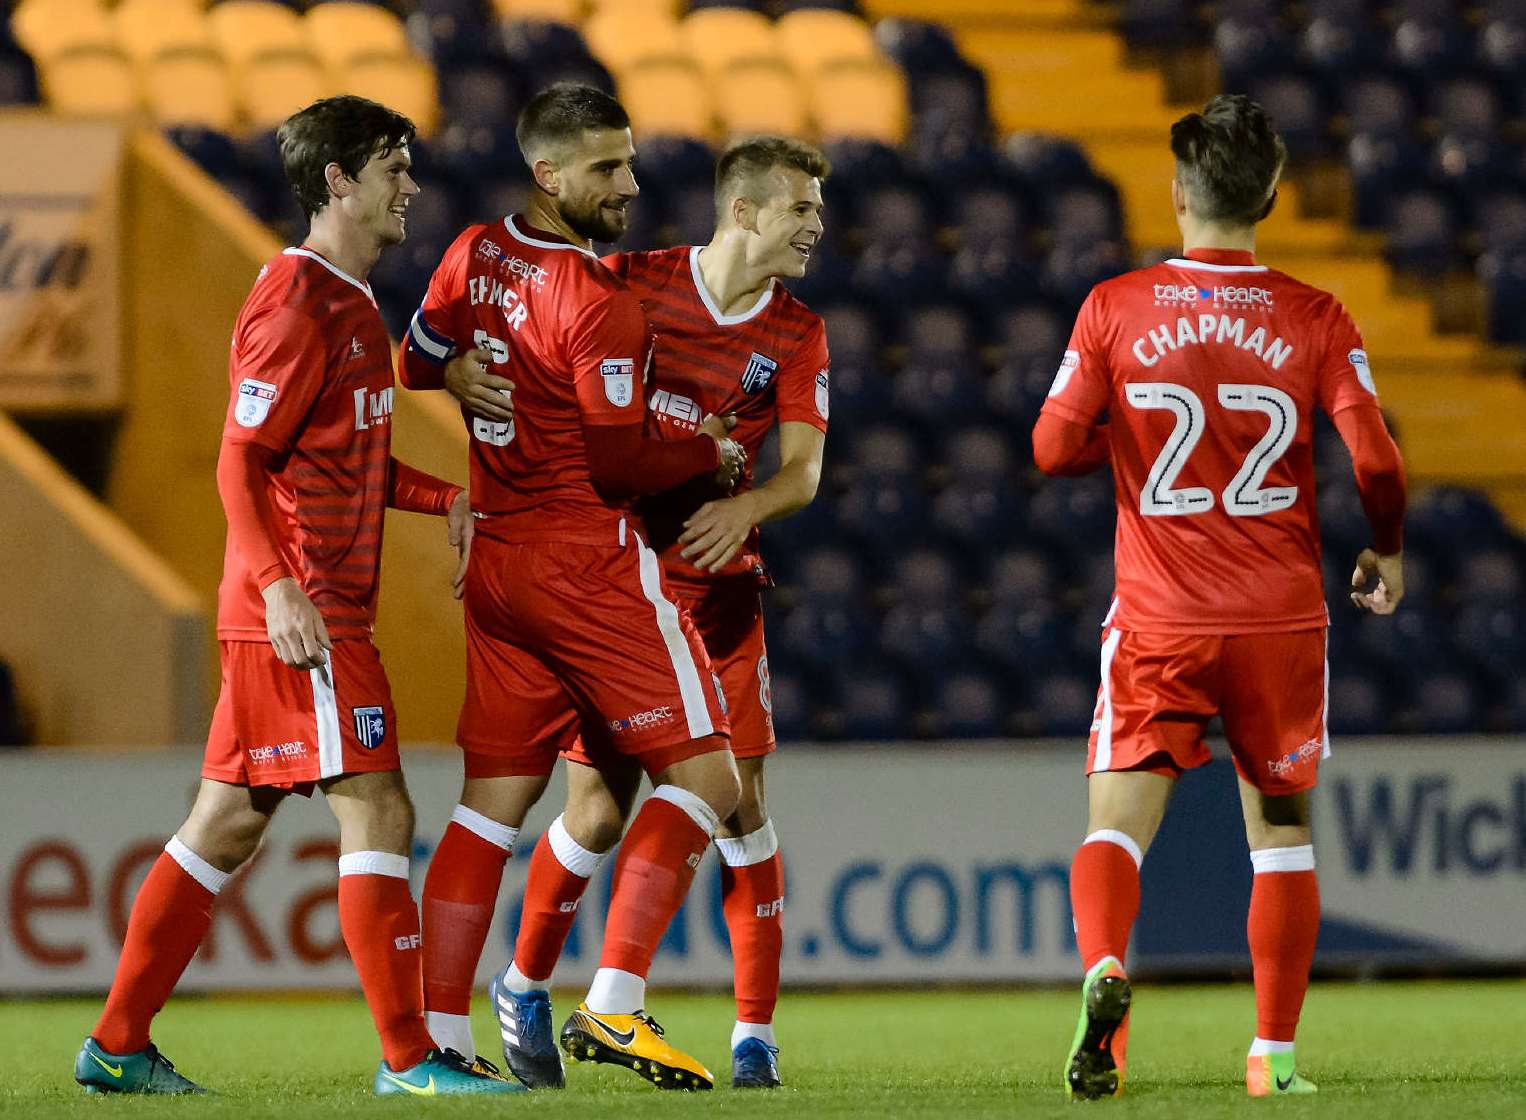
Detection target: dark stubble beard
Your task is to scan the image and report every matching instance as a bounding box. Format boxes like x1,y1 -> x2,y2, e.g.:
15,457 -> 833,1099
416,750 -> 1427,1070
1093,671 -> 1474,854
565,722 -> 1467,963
562,193 -> 628,243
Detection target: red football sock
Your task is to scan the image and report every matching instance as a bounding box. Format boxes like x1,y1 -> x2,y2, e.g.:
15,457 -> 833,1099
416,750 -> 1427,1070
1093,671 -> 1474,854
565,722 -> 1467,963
94,845 -> 220,1054
1070,832 -> 1142,971
599,790 -> 713,978
721,851 -> 785,1025
513,823 -> 600,983
421,819 -> 512,1016
339,854 -> 434,1072
1248,848 -> 1320,1042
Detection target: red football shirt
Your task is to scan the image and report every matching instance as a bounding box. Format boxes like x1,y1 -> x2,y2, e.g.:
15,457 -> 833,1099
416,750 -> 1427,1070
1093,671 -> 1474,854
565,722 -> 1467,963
603,245 -> 830,584
217,248 -> 397,640
1040,248 -> 1382,634
402,214 -> 653,546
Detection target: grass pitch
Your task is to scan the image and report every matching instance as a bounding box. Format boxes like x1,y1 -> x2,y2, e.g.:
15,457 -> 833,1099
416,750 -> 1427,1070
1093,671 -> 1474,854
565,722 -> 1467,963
2,980 -> 1522,1118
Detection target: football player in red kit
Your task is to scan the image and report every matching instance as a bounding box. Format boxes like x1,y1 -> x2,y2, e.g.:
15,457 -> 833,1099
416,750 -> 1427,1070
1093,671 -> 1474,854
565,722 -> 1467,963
432,136 -> 830,1091
398,84 -> 747,1091
74,97 -> 519,1097
1033,95 -> 1407,1100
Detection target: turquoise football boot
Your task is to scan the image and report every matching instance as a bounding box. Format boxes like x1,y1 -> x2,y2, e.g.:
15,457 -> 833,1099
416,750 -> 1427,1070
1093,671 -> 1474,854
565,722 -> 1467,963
74,1037 -> 206,1094
374,1048 -> 528,1096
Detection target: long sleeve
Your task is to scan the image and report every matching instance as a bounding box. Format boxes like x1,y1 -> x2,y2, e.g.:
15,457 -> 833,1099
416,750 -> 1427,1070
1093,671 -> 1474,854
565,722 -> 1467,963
583,419 -> 721,498
216,439 -> 288,591
1032,412 -> 1110,477
1332,403 -> 1407,554
387,457 -> 463,515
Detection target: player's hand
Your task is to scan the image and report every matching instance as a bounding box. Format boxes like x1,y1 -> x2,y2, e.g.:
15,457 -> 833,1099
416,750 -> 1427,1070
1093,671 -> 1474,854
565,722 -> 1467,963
444,347 -> 515,422
680,492 -> 759,572
262,577 -> 333,673
446,490 -> 474,600
697,413 -> 746,489
1350,548 -> 1404,615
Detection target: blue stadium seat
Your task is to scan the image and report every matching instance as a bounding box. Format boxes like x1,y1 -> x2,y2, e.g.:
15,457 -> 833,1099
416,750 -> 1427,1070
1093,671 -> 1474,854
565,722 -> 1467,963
873,18 -> 964,75
880,603 -> 973,674
836,477 -> 929,550
772,599 -> 875,676
0,48 -> 38,105
1392,12 -> 1476,82
1409,673 -> 1483,734
1458,548 -> 1525,604
947,239 -> 1042,315
929,670 -> 1005,738
945,426 -> 1013,482
1029,672 -> 1097,738
1120,0 -> 1198,50
764,666 -> 815,741
1383,189 -> 1462,273
824,361 -> 894,432
1353,607 -> 1454,682
890,359 -> 986,437
904,121 -> 1001,183
662,182 -> 719,248
410,0 -> 497,63
1480,250 -> 1526,341
1341,75 -> 1416,140
974,603 -> 1072,674
1026,473 -> 1115,555
166,125 -> 241,180
1406,486 -> 1510,549
1452,603 -> 1526,684
431,122 -> 524,180
986,547 -> 1058,607
830,660 -> 915,741
1000,132 -> 1094,190
843,422 -> 923,479
820,138 -> 909,195
1247,74 -> 1327,158
906,68 -> 989,131
953,186 -> 1027,246
439,64 -> 522,127
1301,9 -> 1382,80
634,135 -> 714,189
500,20 -> 596,70
1041,240 -> 1130,312
900,304 -> 975,358
1473,192 -> 1526,256
1045,182 -> 1124,247
1213,16 -> 1297,91
1429,77 -> 1501,140
1347,132 -> 1429,228
930,480 -> 1024,550
1327,670 -> 1390,735
850,240 -> 947,309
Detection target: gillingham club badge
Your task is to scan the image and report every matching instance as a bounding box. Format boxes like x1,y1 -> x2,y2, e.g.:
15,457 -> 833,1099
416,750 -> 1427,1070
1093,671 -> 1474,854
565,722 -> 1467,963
741,351 -> 779,394
352,706 -> 387,749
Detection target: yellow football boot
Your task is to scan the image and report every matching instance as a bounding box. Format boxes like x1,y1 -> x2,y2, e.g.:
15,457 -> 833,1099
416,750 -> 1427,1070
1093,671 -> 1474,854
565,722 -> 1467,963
559,1005 -> 713,1090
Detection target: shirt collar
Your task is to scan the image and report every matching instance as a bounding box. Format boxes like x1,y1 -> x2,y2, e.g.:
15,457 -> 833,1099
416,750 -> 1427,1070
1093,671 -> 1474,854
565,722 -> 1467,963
1184,247 -> 1258,267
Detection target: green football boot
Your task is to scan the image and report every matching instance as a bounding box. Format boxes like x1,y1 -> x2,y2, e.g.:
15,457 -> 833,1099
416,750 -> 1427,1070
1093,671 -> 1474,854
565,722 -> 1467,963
1247,1048 -> 1318,1096
74,1037 -> 206,1095
374,1047 -> 528,1096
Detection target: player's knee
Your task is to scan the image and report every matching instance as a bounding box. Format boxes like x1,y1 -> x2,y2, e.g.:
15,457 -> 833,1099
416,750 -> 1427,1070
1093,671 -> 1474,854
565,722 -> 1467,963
702,767 -> 742,824
563,798 -> 624,854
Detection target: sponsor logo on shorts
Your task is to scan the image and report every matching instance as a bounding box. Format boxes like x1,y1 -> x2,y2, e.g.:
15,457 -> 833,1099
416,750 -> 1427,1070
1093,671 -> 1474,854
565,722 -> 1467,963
608,705 -> 675,733
353,706 -> 386,750
248,740 -> 306,763
1267,737 -> 1323,777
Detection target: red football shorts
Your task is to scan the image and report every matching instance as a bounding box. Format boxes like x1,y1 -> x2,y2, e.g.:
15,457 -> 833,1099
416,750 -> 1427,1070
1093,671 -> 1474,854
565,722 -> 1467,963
1086,625 -> 1329,795
457,526 -> 730,779
565,575 -> 775,771
201,639 -> 400,791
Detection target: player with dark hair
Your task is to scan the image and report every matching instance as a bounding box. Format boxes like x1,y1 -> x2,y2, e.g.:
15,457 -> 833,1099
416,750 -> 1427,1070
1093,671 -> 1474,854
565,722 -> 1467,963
398,83 -> 747,1091
1034,93 -> 1407,1100
431,132 -> 831,1091
73,96 -> 521,1097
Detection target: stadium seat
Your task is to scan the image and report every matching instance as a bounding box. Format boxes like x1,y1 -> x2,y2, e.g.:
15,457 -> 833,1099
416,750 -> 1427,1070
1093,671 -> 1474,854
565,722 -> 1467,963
873,17 -> 963,74
0,48 -> 38,104
1347,132 -> 1429,228
1001,132 -> 1094,189
763,666 -> 815,740
11,0 -> 114,63
40,46 -> 138,116
930,480 -> 1024,550
165,124 -> 241,178
986,547 -> 1057,607
1120,0 -> 1196,49
143,48 -> 238,131
491,0 -> 583,22
1341,76 -> 1416,140
1429,77 -> 1502,139
679,8 -> 779,81
615,58 -> 713,141
339,55 -> 440,137
1246,74 -> 1326,159
1026,474 -> 1115,556
114,0 -> 214,63
948,238 -> 1042,315
439,63 -> 522,127
634,134 -> 713,188
810,60 -> 908,144
1212,16 -> 1296,93
660,181 -> 720,246
712,59 -> 810,139
1029,672 -> 1096,737
775,9 -> 879,74
830,660 -> 913,741
208,2 -> 308,69
408,0 -> 497,64
305,2 -> 413,70
930,671 -> 1004,739
500,18 -> 593,69
835,476 -> 929,550
582,9 -> 683,75
1327,670 -> 1389,735
1410,673 -> 1484,735
238,50 -> 332,133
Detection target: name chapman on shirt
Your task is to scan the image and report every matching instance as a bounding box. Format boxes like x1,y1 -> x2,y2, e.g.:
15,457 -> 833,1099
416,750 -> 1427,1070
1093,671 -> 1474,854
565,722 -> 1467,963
1131,312 -> 1293,371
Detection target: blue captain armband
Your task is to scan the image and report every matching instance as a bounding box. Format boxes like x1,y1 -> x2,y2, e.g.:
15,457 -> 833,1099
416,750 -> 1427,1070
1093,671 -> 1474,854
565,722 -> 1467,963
408,308 -> 456,364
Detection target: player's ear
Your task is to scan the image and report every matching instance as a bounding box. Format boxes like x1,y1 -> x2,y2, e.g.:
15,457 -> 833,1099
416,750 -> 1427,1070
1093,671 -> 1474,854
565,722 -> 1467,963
1171,178 -> 1187,217
732,195 -> 759,233
323,161 -> 353,203
531,157 -> 560,195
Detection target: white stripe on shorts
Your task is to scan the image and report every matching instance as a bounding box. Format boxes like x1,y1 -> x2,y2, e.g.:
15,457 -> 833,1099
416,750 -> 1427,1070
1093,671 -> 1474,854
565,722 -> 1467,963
1320,630 -> 1331,759
311,650 -> 343,778
1094,627 -> 1123,772
634,533 -> 714,740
